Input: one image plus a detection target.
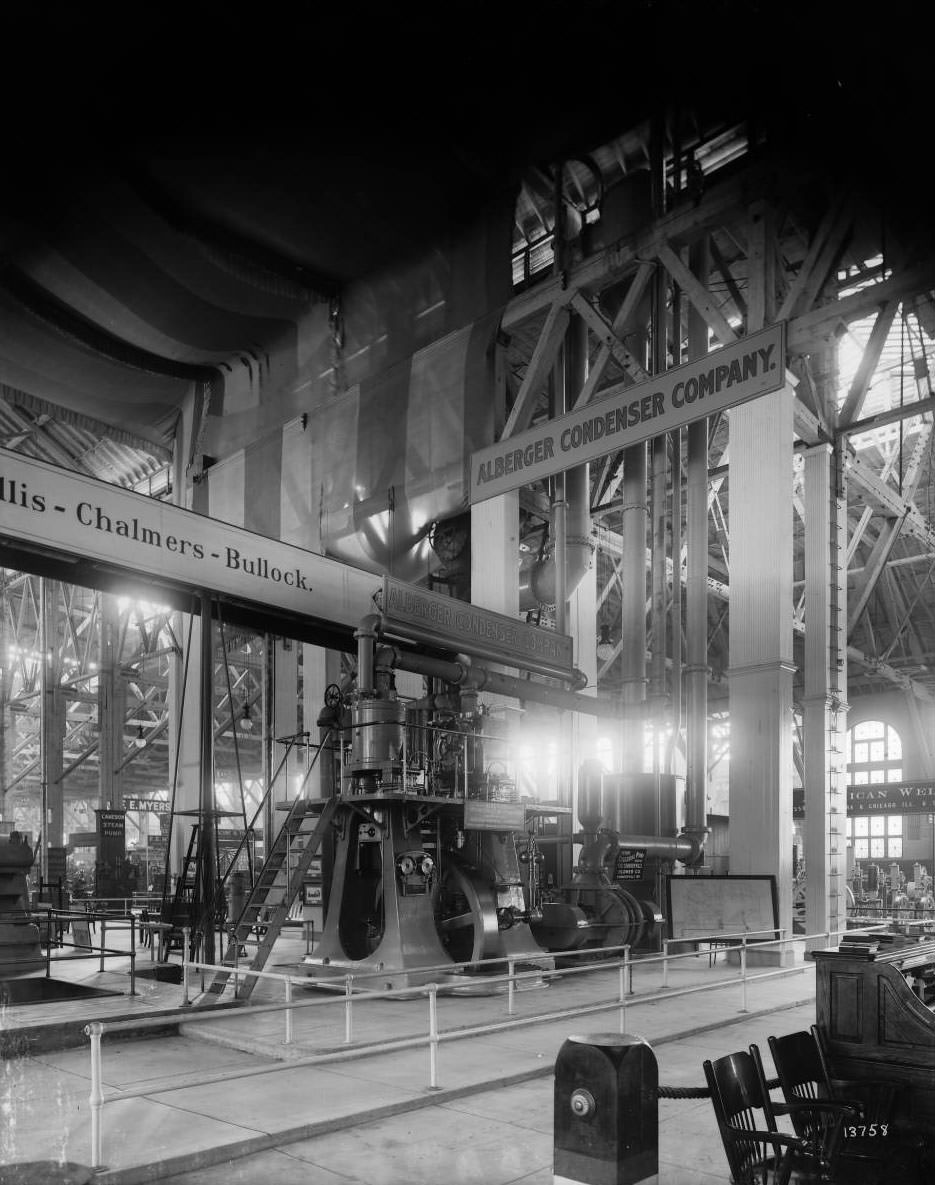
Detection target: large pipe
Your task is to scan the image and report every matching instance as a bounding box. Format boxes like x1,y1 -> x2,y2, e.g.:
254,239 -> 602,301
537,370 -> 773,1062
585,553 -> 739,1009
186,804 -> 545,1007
371,644 -> 630,719
616,832 -> 703,863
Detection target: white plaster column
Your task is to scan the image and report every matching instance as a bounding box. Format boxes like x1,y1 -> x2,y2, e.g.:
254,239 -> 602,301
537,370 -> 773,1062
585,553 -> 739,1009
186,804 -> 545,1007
470,492 -> 522,789
167,613 -> 204,886
802,443 -> 848,949
569,556 -> 598,841
728,387 -> 795,946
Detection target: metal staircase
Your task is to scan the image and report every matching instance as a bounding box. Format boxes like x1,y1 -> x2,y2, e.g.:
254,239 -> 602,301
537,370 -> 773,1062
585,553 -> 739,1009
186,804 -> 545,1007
200,795 -> 337,1001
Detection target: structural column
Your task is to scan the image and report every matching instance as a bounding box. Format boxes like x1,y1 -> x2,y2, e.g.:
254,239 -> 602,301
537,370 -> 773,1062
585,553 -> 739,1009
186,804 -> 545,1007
39,578 -> 65,883
470,494 -> 523,808
728,201 -> 794,947
167,612 -> 204,889
0,573 -> 14,819
802,444 -> 847,948
619,446 -> 648,785
685,241 -> 709,842
98,593 -> 126,812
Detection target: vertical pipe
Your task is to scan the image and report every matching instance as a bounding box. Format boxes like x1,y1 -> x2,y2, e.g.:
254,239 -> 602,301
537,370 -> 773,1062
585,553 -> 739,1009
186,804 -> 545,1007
669,269 -> 684,775
507,958 -> 515,1016
264,634 -> 275,889
650,265 -> 669,770
685,239 -> 710,843
669,431 -> 683,774
199,593 -> 216,966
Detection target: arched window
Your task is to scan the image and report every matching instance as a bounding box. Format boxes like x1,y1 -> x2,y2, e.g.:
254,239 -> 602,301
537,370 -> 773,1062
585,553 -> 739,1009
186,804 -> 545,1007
845,719 -> 903,861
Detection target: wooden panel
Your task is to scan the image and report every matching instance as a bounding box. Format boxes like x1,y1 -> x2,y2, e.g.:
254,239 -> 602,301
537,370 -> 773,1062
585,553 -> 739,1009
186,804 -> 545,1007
829,971 -> 863,1041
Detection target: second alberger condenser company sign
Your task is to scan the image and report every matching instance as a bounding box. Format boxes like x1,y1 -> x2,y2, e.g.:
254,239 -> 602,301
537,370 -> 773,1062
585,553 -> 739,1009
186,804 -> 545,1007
470,322 -> 786,502
0,448 -> 379,627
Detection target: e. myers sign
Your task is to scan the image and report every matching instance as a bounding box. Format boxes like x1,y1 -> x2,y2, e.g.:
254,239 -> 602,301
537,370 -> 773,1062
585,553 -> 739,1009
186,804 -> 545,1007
470,322 -> 786,502
0,449 -> 380,628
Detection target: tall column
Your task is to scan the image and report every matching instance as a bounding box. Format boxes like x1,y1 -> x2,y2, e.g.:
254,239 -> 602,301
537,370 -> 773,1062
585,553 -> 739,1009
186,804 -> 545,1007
619,446 -> 648,786
39,579 -> 65,883
802,444 -> 848,948
470,494 -> 522,802
728,200 -> 795,948
98,593 -> 125,811
198,593 -> 217,964
168,611 -> 203,891
685,240 -> 709,842
0,573 -> 14,819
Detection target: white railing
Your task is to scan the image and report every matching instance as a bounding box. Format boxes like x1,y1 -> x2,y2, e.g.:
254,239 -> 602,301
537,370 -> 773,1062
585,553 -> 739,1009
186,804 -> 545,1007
80,924 -> 844,1169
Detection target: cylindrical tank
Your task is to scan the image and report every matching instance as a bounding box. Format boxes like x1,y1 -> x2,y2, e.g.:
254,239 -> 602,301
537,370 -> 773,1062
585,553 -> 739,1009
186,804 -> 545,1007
602,773 -> 683,837
350,697 -> 405,773
577,760 -> 606,832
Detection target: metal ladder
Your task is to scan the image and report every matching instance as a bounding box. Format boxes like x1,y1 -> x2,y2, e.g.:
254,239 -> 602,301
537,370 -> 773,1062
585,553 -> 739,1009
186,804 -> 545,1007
200,795 -> 337,1001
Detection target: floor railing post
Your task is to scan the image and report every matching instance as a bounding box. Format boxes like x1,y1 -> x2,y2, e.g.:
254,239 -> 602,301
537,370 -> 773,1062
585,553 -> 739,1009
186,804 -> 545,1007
662,939 -> 669,988
428,983 -> 439,1090
344,974 -> 353,1044
85,1021 -> 104,1169
624,944 -> 633,995
129,916 -> 136,997
182,926 -> 191,1006
507,959 -> 515,1016
284,978 -> 294,1045
618,961 -> 627,1033
740,935 -> 748,1012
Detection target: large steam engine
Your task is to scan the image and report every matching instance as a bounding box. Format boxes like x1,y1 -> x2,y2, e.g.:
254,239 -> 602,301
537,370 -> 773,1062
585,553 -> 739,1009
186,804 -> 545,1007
301,596 -> 702,989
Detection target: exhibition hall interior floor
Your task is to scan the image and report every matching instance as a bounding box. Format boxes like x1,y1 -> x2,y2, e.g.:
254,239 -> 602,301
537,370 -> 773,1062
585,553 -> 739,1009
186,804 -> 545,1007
0,926 -> 818,1184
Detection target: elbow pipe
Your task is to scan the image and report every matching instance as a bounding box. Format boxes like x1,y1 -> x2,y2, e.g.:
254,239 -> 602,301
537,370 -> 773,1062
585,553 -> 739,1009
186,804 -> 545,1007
520,464 -> 593,610
616,832 -> 705,864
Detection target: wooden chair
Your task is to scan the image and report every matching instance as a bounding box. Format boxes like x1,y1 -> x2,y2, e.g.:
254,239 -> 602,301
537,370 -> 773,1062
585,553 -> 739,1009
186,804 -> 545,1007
704,1049 -> 838,1184
769,1027 -> 923,1185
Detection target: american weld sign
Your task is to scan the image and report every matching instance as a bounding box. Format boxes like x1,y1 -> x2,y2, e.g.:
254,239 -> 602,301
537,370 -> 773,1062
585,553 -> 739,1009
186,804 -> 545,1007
470,322 -> 786,502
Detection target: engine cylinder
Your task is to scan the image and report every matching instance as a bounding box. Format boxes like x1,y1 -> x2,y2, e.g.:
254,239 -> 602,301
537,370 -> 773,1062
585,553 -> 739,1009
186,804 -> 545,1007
350,697 -> 405,773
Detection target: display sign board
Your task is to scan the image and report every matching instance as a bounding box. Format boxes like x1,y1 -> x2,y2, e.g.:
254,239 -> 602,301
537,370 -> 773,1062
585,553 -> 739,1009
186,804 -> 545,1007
614,848 -> 647,881
463,799 -> 526,831
95,809 -> 126,863
72,919 -> 93,950
793,781 -> 935,818
847,781 -> 935,814
0,448 -> 380,629
470,323 -> 786,503
382,576 -> 573,676
666,875 -> 779,943
122,796 -> 171,814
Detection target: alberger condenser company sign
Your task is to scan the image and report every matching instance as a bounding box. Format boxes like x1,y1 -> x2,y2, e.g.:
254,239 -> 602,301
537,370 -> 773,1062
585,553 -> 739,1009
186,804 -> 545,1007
470,322 -> 786,502
0,449 -> 379,627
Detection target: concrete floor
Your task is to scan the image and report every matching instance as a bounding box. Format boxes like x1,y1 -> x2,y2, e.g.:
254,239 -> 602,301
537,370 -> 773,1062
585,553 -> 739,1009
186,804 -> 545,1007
0,924 -> 818,1184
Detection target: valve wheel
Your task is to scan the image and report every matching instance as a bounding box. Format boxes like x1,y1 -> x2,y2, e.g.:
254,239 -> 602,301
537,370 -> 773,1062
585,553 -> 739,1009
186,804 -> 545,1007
323,683 -> 344,711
